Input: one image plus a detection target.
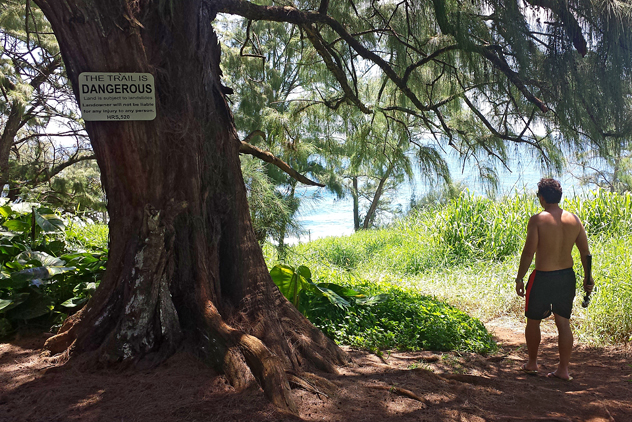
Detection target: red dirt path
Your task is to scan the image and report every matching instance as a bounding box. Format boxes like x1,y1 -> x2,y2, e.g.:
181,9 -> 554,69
1,317 -> 631,421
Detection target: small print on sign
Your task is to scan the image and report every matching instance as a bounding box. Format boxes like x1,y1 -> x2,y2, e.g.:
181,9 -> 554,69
78,72 -> 156,121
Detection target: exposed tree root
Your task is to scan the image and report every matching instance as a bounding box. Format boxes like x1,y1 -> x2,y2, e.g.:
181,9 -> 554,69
369,384 -> 429,406
43,310 -> 82,354
287,371 -> 338,398
488,417 -> 572,422
201,299 -> 298,414
439,373 -> 498,387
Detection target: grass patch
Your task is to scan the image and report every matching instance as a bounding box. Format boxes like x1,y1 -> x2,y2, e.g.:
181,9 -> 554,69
65,220 -> 109,251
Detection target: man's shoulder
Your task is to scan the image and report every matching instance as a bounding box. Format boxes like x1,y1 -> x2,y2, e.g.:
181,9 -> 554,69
561,209 -> 582,223
530,210 -> 550,220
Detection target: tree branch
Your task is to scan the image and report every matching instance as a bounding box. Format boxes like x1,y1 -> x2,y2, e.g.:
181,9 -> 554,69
238,136 -> 325,187
215,0 -> 435,113
430,0 -> 549,113
317,0 -> 329,15
45,154 -> 96,180
240,20 -> 265,62
525,0 -> 587,56
300,23 -> 371,114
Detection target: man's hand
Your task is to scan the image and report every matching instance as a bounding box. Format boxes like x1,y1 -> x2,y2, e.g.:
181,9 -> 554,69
515,279 -> 525,297
583,277 -> 594,293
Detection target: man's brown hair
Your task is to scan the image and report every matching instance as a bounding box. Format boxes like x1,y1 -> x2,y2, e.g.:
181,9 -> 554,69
537,178 -> 562,204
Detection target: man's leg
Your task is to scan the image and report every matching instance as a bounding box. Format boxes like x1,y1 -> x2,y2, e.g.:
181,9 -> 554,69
525,317 -> 541,371
551,313 -> 573,380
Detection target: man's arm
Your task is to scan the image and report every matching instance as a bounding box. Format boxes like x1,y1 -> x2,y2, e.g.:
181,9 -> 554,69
575,219 -> 594,292
516,215 -> 539,297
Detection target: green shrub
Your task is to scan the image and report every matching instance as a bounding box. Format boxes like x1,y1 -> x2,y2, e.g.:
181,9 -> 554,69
0,202 -> 107,337
308,279 -> 497,354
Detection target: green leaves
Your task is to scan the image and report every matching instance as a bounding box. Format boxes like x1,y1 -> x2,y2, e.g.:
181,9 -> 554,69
60,282 -> 97,308
0,202 -> 107,337
33,208 -> 65,233
270,264 -> 377,315
0,203 -> 65,242
0,298 -> 13,311
307,280 -> 497,354
3,219 -> 30,233
270,264 -> 311,308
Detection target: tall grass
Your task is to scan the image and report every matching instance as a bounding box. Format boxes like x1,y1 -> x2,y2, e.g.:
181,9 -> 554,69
65,220 -> 109,250
285,189 -> 632,345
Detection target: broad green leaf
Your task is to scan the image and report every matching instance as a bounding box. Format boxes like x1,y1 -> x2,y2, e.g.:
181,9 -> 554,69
8,294 -> 55,320
356,294 -> 390,306
310,284 -> 350,309
0,298 -> 12,311
73,281 -> 98,295
60,296 -> 88,308
270,264 -> 308,308
11,266 -> 75,285
4,261 -> 24,271
34,209 -> 64,232
40,240 -> 66,256
3,219 -> 31,233
0,206 -> 13,218
296,265 -> 312,281
16,251 -> 65,267
316,283 -> 363,298
0,292 -> 29,311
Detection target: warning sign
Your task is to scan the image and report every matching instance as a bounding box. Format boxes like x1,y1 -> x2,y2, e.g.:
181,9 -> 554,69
78,72 -> 156,121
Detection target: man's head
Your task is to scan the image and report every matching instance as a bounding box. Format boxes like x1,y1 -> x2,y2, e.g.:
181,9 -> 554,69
537,178 -> 562,204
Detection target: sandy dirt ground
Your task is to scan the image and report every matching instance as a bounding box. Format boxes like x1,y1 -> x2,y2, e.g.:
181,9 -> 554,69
1,317 -> 631,422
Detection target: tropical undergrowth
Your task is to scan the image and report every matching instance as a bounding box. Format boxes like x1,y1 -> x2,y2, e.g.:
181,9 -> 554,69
267,262 -> 496,354
0,201 -> 107,337
273,189 -> 632,347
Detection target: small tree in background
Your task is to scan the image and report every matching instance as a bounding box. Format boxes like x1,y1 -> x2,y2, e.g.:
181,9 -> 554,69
0,1 -> 95,201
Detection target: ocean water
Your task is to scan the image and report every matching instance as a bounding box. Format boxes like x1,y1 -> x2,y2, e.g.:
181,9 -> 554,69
290,152 -> 590,243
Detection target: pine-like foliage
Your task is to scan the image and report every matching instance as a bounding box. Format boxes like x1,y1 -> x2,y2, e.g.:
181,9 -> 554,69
218,0 -> 632,190
0,0 -> 96,205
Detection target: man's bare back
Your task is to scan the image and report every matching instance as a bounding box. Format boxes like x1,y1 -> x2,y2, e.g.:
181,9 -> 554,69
516,194 -> 590,279
529,207 -> 587,271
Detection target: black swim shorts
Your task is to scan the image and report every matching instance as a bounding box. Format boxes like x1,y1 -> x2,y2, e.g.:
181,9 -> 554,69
525,268 -> 576,320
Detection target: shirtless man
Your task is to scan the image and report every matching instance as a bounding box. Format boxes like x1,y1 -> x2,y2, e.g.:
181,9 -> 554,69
515,178 -> 594,381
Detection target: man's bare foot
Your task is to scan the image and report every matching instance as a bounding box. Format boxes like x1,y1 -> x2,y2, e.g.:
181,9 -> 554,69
520,363 -> 538,375
547,371 -> 573,381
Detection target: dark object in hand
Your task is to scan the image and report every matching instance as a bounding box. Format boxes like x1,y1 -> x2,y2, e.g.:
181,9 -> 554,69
582,254 -> 592,308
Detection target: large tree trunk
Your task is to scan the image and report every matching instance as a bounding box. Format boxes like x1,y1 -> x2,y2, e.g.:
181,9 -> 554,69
34,0 -> 347,414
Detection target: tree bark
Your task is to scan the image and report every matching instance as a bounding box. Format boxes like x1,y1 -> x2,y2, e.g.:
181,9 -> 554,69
33,0 -> 347,414
0,102 -> 24,188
